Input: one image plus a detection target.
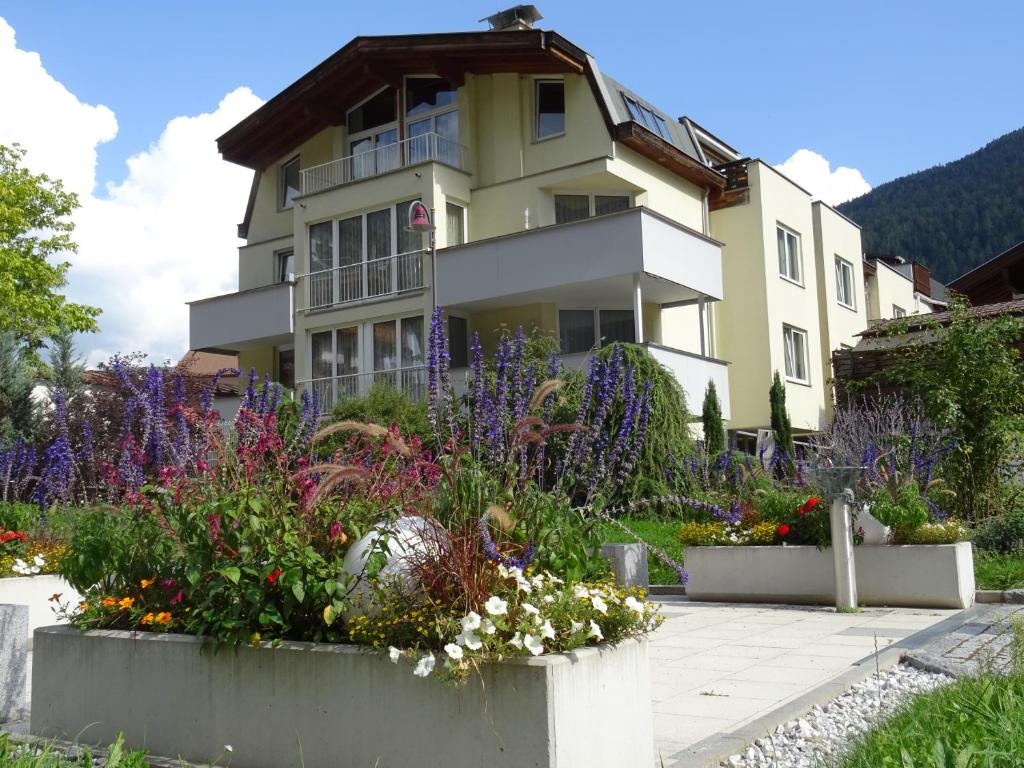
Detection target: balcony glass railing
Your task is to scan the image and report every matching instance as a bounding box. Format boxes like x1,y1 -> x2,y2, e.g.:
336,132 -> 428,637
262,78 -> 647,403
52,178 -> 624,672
299,366 -> 427,412
304,249 -> 425,310
299,132 -> 468,195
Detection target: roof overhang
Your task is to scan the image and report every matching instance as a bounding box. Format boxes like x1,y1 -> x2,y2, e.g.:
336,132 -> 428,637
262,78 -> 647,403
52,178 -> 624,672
613,122 -> 726,191
218,31 -> 588,170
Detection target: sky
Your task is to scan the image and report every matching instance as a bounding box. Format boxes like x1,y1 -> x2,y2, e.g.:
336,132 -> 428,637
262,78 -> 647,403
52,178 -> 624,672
2,0 -> 1023,366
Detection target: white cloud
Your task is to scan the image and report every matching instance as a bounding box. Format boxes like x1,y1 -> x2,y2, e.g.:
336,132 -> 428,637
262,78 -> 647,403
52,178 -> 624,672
775,148 -> 872,206
0,17 -> 263,366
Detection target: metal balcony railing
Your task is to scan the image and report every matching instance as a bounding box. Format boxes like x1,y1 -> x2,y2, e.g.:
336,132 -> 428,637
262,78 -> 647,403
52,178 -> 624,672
302,249 -> 425,310
298,366 -> 428,412
300,132 -> 468,195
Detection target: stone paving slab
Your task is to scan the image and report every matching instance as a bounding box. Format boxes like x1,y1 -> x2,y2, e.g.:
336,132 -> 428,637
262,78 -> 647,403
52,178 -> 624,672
903,603 -> 1024,677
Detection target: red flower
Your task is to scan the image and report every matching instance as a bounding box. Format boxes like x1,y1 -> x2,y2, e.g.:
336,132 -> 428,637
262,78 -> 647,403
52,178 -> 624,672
777,523 -> 790,537
267,568 -> 283,585
804,497 -> 821,511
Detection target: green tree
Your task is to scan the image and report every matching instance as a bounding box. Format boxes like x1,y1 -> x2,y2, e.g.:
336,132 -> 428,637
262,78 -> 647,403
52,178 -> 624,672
878,298 -> 1024,520
770,371 -> 795,466
0,144 -> 100,350
701,380 -> 725,457
0,331 -> 39,442
47,327 -> 87,410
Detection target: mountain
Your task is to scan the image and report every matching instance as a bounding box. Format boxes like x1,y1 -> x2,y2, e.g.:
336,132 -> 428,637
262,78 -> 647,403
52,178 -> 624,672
837,127 -> 1024,283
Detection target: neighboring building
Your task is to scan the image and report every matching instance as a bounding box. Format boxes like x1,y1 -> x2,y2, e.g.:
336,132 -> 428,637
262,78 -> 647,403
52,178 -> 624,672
186,6 -> 920,437
947,240 -> 1024,305
863,254 -> 947,321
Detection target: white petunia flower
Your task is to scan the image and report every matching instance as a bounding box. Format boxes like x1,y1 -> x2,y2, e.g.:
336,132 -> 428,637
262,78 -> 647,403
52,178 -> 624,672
509,632 -> 523,649
588,620 -> 603,641
497,564 -> 511,578
516,578 -> 532,594
546,572 -> 564,585
573,584 -> 590,599
591,595 -> 608,614
523,633 -> 544,656
522,602 -> 540,617
481,618 -> 497,635
539,619 -> 555,640
624,596 -> 645,615
570,620 -> 584,633
460,611 -> 482,631
542,594 -> 555,604
413,653 -> 436,677
445,643 -> 464,660
388,646 -> 402,663
457,629 -> 482,650
484,595 -> 508,616
33,554 -> 45,566
531,574 -> 545,589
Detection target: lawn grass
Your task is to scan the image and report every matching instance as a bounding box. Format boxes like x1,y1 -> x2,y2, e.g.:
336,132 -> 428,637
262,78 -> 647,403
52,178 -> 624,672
599,517 -> 683,585
974,551 -> 1024,590
0,734 -> 146,768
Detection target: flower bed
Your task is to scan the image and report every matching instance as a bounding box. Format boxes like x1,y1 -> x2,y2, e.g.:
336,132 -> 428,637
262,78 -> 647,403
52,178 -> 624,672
31,626 -> 653,768
685,542 -> 975,608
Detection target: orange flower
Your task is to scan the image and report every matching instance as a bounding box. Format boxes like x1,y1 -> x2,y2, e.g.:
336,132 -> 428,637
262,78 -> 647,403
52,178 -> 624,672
155,612 -> 172,625
140,578 -> 155,589
79,601 -> 89,611
102,597 -> 117,607
118,597 -> 134,609
48,592 -> 63,602
140,613 -> 154,625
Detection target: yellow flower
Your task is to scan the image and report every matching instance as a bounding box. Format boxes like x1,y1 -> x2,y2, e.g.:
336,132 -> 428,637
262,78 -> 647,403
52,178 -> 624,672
140,578 -> 155,589
102,597 -> 117,608
250,632 -> 261,646
118,597 -> 134,609
155,612 -> 172,625
78,601 -> 89,611
140,613 -> 154,625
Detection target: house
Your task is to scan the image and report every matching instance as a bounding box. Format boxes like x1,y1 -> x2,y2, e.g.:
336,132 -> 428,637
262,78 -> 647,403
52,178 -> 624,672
186,6 -> 912,439
947,240 -> 1024,305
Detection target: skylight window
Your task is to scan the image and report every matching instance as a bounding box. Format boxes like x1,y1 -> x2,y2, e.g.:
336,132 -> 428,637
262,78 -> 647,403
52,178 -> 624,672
621,93 -> 673,141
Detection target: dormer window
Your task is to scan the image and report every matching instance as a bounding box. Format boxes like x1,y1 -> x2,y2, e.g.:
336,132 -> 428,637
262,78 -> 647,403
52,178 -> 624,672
405,76 -> 459,166
621,94 -> 672,141
535,80 -> 565,139
347,89 -> 399,180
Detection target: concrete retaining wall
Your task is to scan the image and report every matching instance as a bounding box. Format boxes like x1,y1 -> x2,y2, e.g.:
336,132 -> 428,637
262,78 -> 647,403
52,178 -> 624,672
0,576 -> 79,646
686,542 -> 974,608
32,627 -> 653,768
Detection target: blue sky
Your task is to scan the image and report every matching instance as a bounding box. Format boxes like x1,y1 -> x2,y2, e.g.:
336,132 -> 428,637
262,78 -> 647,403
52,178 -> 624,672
6,0 -> 1023,193
1,1 -> 1022,364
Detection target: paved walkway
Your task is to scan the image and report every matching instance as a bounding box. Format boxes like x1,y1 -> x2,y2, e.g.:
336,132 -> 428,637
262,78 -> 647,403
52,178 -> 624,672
648,597 -> 960,766
904,603 -> 1024,677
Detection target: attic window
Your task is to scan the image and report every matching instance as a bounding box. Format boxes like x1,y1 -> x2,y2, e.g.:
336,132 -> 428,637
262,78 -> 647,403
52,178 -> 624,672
622,94 -> 672,141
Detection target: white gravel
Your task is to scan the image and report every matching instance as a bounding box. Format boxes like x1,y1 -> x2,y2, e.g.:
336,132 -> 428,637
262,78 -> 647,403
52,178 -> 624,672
721,663 -> 953,768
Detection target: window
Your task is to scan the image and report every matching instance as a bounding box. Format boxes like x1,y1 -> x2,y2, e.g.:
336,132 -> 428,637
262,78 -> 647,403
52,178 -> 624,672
554,193 -> 630,224
406,77 -> 459,166
621,94 -> 673,141
280,157 -> 300,209
777,225 -> 802,284
783,325 -> 809,383
559,309 -> 635,354
276,249 -> 295,283
446,202 -> 465,246
347,89 -> 398,180
892,305 -> 907,318
447,316 -> 468,368
835,256 -> 855,308
535,80 -> 565,139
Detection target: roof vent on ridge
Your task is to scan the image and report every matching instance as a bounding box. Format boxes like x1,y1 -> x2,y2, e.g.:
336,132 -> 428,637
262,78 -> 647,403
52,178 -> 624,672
480,5 -> 543,30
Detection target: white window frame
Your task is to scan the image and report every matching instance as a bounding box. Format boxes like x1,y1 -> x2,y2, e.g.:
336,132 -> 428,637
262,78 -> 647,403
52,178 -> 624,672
346,87 -> 399,178
404,76 -> 459,164
280,156 -> 300,210
782,324 -> 810,384
892,305 -> 907,318
835,255 -> 855,309
534,79 -> 566,141
553,192 -> 631,224
777,224 -> 803,285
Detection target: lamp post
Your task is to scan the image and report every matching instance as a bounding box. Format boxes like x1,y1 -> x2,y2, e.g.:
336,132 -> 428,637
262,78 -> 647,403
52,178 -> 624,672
803,466 -> 864,610
406,200 -> 437,311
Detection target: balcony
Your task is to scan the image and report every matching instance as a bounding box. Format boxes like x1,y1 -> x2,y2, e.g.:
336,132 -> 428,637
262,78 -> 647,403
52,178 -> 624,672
435,206 -> 723,309
300,133 -> 468,197
188,282 -> 294,353
301,249 -> 426,311
298,366 -> 427,413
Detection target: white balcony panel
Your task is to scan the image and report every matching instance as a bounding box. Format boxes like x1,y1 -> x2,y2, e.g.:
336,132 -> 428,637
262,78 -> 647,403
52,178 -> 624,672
436,207 -> 722,309
189,282 -> 294,352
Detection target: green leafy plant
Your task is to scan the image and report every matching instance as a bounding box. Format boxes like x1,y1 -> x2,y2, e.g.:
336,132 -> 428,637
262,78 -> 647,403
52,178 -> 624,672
869,479 -> 930,536
701,381 -> 724,458
974,506 -> 1024,554
769,371 -> 795,472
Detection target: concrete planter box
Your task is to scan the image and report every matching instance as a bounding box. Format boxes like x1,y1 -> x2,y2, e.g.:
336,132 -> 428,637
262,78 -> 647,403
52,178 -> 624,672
0,575 -> 79,644
32,627 -> 653,768
686,542 -> 975,609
